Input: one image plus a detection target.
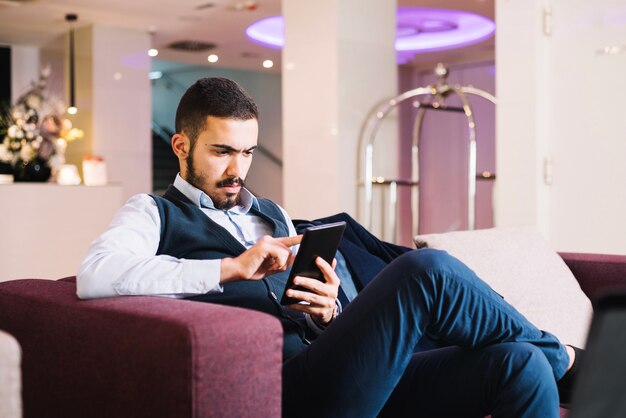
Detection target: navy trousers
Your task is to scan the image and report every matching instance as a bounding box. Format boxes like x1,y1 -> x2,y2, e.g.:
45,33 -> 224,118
282,249 -> 569,418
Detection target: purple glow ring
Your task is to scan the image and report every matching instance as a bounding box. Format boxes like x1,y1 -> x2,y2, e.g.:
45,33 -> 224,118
245,7 -> 495,54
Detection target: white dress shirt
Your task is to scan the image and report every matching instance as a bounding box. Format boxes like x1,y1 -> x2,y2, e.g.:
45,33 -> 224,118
77,174 -> 296,300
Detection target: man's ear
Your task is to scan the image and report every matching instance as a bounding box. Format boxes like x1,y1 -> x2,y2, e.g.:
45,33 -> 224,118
171,133 -> 190,159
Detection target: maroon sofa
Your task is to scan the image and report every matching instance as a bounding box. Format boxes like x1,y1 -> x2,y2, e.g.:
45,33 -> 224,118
0,252 -> 625,418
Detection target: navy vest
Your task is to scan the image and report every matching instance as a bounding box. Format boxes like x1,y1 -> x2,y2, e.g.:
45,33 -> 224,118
151,186 -> 312,360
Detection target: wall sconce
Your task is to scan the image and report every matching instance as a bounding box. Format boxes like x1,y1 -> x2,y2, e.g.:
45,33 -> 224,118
65,13 -> 78,115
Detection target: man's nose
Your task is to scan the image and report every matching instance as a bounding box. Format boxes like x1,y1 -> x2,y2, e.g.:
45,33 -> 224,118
225,155 -> 243,177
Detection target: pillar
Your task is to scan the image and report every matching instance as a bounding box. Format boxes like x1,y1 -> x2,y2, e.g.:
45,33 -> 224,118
282,0 -> 398,220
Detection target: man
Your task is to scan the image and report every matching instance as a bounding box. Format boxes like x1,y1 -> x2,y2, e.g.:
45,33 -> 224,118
78,77 -> 580,417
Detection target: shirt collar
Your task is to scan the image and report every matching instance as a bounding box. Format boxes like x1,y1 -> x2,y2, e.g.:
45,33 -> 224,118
173,173 -> 259,213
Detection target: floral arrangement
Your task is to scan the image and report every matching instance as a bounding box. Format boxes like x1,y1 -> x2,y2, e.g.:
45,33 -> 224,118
0,66 -> 83,180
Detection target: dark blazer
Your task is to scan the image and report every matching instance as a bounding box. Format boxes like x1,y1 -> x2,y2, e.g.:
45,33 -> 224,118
293,212 -> 413,293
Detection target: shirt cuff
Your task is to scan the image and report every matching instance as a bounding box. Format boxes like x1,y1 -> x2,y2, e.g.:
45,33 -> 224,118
180,258 -> 224,294
305,299 -> 343,335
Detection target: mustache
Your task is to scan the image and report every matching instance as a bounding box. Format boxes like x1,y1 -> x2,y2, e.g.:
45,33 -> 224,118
217,177 -> 245,188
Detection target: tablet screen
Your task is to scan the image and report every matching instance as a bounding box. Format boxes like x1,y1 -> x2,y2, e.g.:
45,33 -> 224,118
279,221 -> 346,305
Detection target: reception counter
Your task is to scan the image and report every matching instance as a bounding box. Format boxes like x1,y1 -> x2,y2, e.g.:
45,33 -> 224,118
0,183 -> 123,281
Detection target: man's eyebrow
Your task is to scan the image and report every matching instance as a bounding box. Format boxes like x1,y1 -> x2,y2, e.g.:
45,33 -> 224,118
210,144 -> 257,153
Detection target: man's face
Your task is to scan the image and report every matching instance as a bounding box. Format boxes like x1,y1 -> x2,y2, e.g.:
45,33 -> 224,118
183,116 -> 258,209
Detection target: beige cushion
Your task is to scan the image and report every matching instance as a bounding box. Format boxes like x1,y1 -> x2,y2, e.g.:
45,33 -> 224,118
0,329 -> 22,418
414,226 -> 592,348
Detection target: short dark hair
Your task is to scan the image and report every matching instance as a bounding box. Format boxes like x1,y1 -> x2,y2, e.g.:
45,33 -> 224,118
174,77 -> 259,145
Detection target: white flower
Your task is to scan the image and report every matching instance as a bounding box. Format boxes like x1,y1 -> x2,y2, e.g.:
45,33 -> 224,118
54,138 -> 67,153
2,67 -> 81,167
48,154 -> 65,170
0,141 -> 11,163
7,125 -> 18,137
19,143 -> 36,162
26,94 -> 42,109
41,65 -> 51,78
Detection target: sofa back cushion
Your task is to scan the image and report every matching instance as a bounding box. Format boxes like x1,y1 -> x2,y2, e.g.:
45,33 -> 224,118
415,226 -> 593,347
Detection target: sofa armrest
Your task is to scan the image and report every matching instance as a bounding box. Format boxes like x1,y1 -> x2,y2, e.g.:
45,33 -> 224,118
559,252 -> 626,301
0,278 -> 283,418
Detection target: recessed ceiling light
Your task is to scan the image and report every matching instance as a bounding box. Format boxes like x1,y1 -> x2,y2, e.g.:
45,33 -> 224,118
208,54 -> 219,63
262,59 -> 274,68
148,48 -> 158,57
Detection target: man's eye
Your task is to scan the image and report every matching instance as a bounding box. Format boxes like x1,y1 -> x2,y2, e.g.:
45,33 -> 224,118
216,150 -> 230,155
244,150 -> 255,156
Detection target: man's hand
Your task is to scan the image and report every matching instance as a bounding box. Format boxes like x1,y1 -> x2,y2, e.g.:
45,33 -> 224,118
220,235 -> 302,283
285,257 -> 340,326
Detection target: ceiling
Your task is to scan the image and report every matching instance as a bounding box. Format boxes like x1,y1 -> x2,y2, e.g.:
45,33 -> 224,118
0,0 -> 495,73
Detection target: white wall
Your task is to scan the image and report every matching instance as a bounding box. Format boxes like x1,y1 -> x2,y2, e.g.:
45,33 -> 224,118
282,0 -> 398,220
547,0 -> 626,253
496,0 -> 626,254
91,26 -> 152,200
0,184 -> 122,281
9,45 -> 39,100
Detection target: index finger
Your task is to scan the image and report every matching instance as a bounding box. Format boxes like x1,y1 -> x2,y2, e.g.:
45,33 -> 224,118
277,235 -> 302,247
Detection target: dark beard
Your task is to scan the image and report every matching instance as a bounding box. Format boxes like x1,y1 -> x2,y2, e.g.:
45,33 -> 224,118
186,153 -> 244,210
214,177 -> 245,210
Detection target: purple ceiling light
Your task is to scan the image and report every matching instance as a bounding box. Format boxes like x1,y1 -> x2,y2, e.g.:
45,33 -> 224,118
245,7 -> 495,61
246,16 -> 285,49
395,8 -> 494,53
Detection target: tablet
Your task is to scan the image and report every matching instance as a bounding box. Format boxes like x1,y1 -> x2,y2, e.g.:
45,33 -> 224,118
280,221 -> 346,305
